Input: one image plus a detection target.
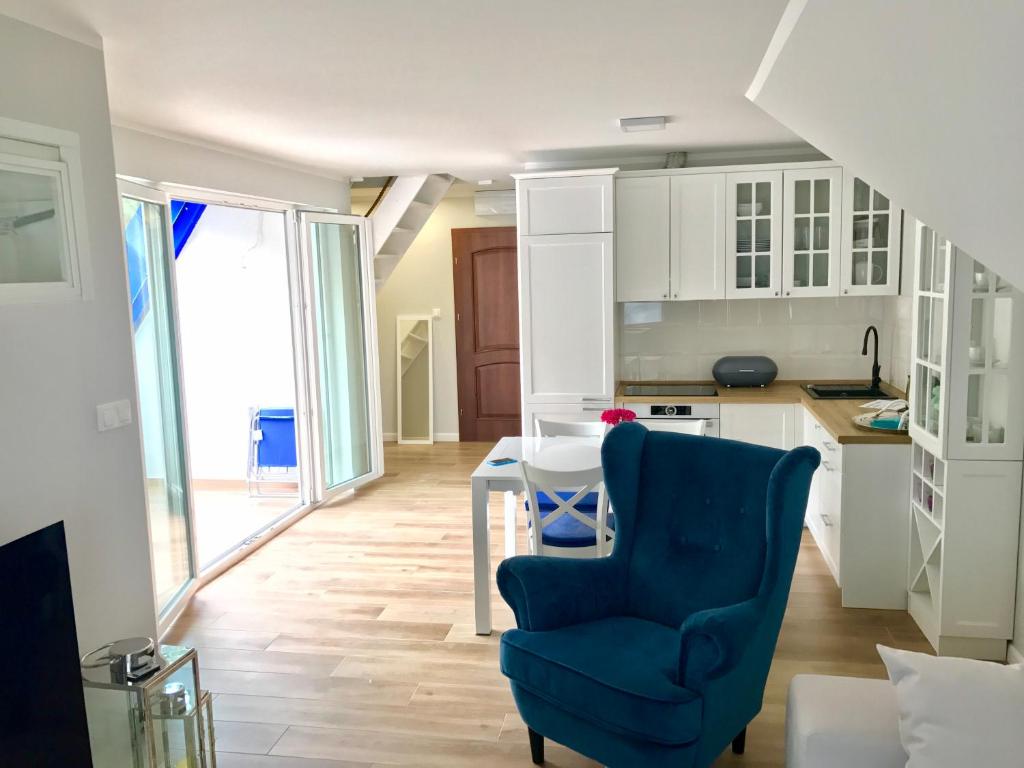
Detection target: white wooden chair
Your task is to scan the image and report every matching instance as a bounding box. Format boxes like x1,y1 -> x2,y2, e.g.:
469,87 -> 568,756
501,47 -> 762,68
536,417 -> 608,438
518,461 -> 610,558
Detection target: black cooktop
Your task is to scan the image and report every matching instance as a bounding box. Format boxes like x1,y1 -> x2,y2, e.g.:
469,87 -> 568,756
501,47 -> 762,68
622,384 -> 718,397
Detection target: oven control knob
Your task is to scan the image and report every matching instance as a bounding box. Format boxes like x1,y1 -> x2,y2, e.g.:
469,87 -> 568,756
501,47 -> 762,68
664,405 -> 677,416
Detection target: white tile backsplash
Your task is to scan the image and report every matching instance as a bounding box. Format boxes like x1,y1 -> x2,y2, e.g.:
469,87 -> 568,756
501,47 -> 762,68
619,296 -> 910,386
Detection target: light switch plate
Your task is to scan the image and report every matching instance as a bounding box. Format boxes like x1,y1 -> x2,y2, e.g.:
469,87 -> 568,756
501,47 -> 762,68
97,399 -> 133,432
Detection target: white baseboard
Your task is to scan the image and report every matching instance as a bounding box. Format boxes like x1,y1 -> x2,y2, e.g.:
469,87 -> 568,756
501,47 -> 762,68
1008,643 -> 1024,664
383,432 -> 460,443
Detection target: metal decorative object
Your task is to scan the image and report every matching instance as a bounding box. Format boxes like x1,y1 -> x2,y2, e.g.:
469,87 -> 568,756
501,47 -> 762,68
81,642 -> 216,768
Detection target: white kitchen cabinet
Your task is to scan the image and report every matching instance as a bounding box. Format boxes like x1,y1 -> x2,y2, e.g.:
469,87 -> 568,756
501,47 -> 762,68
906,222 -> 1023,659
615,176 -> 670,301
802,407 -> 910,609
719,403 -> 796,449
518,171 -> 614,236
671,173 -> 726,301
725,171 -> 783,299
521,401 -> 612,438
782,167 -> 843,297
519,233 -> 615,405
615,173 -> 725,302
840,175 -> 901,296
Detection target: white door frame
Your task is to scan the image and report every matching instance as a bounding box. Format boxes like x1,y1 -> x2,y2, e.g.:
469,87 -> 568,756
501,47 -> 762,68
296,210 -> 384,505
116,177 -> 201,635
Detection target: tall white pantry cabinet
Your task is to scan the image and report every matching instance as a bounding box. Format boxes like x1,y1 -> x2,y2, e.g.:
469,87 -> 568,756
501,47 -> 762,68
908,222 -> 1024,660
514,170 -> 617,436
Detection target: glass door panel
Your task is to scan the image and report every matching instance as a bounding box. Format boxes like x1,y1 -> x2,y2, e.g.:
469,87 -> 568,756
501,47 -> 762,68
726,171 -> 781,298
783,167 -> 841,296
300,213 -> 381,496
841,175 -> 899,295
120,185 -> 194,616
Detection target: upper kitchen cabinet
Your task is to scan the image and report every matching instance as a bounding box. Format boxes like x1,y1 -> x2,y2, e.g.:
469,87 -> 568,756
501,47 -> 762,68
615,175 -> 670,301
782,167 -> 842,297
910,223 -> 1024,461
725,171 -> 783,299
841,175 -> 901,296
517,170 -> 614,236
519,233 -> 614,403
615,173 -> 726,302
671,173 -> 726,301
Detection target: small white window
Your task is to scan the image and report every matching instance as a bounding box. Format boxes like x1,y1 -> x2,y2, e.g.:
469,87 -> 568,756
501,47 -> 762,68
0,117 -> 90,303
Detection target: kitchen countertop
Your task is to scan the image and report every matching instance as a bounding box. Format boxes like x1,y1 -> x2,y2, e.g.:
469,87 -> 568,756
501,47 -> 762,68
616,380 -> 911,446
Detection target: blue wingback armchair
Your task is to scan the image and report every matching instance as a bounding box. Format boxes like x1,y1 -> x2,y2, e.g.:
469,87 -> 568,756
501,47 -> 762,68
497,423 -> 820,767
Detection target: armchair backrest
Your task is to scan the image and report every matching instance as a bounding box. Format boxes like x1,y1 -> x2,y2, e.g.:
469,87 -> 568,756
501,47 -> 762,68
601,422 -> 818,629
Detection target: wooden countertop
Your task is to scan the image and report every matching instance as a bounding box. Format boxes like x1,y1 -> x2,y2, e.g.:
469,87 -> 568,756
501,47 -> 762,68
616,380 -> 911,446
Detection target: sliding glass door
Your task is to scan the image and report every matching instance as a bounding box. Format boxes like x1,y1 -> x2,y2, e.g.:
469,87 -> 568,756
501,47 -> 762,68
298,212 -> 383,498
119,180 -> 196,622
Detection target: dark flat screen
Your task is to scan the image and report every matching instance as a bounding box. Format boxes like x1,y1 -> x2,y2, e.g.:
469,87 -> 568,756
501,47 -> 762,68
0,521 -> 93,767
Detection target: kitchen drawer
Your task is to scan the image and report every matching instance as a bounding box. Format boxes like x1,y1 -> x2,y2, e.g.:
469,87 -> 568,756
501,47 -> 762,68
803,407 -> 843,463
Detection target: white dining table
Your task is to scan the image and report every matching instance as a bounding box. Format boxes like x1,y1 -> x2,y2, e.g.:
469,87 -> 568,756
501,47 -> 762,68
470,435 -> 603,635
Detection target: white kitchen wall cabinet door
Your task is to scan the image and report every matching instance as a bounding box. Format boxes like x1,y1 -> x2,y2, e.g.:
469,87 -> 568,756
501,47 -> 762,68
783,167 -> 842,298
720,403 -> 796,449
615,176 -> 670,301
671,173 -> 726,301
725,171 -> 783,299
519,233 -> 614,404
840,175 -> 901,296
517,172 -> 614,236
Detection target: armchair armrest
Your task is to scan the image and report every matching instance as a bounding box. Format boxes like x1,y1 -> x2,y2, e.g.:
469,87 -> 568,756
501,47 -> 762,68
677,596 -> 764,693
497,556 -> 626,632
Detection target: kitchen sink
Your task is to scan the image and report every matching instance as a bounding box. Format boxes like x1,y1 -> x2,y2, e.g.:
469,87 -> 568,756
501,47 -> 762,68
803,384 -> 890,400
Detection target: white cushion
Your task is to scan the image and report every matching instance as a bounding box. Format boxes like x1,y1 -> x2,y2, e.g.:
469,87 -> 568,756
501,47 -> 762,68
786,674 -> 906,768
877,644 -> 1024,768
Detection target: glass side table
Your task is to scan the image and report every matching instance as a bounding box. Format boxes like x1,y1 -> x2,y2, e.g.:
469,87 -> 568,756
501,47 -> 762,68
82,641 -> 216,768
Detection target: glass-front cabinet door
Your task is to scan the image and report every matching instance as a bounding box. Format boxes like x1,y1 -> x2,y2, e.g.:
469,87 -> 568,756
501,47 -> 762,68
725,171 -> 782,299
910,221 -> 1024,461
298,212 -> 383,501
841,175 -> 901,295
946,254 -> 1024,461
909,224 -> 951,457
782,167 -> 842,297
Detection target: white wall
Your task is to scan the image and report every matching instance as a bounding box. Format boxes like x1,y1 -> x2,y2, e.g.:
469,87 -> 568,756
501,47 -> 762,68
173,204 -> 296,480
620,295 -> 906,387
112,125 -> 351,213
748,0 -> 1024,291
375,194 -> 515,440
0,14 -> 157,651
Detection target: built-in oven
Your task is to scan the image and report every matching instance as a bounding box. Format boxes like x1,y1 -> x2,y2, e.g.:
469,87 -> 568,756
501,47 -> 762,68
631,403 -> 720,437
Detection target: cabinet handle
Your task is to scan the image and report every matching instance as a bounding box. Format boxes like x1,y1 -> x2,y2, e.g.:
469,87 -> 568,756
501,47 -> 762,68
843,289 -> 849,295
581,397 -> 607,402
581,407 -> 606,412
674,292 -> 679,298
662,293 -> 668,298
785,291 -> 791,296
774,291 -> 780,296
822,460 -> 836,472
821,513 -> 833,527
823,440 -> 837,451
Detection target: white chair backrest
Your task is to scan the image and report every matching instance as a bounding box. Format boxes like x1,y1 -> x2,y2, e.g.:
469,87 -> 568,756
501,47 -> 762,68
518,460 -> 609,557
536,418 -> 607,438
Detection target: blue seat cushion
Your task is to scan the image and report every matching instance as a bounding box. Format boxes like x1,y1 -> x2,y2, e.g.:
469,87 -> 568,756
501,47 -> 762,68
528,509 -> 616,548
533,490 -> 600,511
500,616 -> 701,746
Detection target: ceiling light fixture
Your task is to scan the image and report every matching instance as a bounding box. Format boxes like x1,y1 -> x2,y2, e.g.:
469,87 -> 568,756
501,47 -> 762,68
619,116 -> 667,133
478,179 -> 494,186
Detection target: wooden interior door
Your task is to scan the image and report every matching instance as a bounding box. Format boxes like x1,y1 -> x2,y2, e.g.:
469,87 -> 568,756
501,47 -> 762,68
452,227 -> 520,441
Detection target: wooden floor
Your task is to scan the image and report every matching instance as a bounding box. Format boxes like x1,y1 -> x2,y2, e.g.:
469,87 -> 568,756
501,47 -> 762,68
166,442 -> 929,768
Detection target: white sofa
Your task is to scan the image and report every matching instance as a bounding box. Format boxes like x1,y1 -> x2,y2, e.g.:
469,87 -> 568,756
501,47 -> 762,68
786,674 -> 907,768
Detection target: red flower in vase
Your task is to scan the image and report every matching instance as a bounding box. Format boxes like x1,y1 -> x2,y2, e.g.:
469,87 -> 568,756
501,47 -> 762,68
601,408 -> 637,426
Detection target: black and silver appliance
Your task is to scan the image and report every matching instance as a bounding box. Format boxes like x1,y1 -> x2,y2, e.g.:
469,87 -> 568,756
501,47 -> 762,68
630,402 -> 720,437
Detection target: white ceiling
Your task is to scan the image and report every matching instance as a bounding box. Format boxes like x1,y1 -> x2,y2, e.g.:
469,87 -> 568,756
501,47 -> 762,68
0,0 -> 810,181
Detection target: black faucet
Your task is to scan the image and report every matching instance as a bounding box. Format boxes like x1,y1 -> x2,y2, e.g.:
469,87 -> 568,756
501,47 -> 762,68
862,325 -> 881,391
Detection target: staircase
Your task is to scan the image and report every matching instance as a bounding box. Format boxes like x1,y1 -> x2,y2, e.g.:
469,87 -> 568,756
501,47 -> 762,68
399,319 -> 430,375
370,174 -> 454,289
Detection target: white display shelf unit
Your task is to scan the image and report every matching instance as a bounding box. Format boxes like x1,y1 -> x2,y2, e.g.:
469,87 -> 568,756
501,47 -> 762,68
907,443 -> 1021,660
907,222 -> 1023,659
